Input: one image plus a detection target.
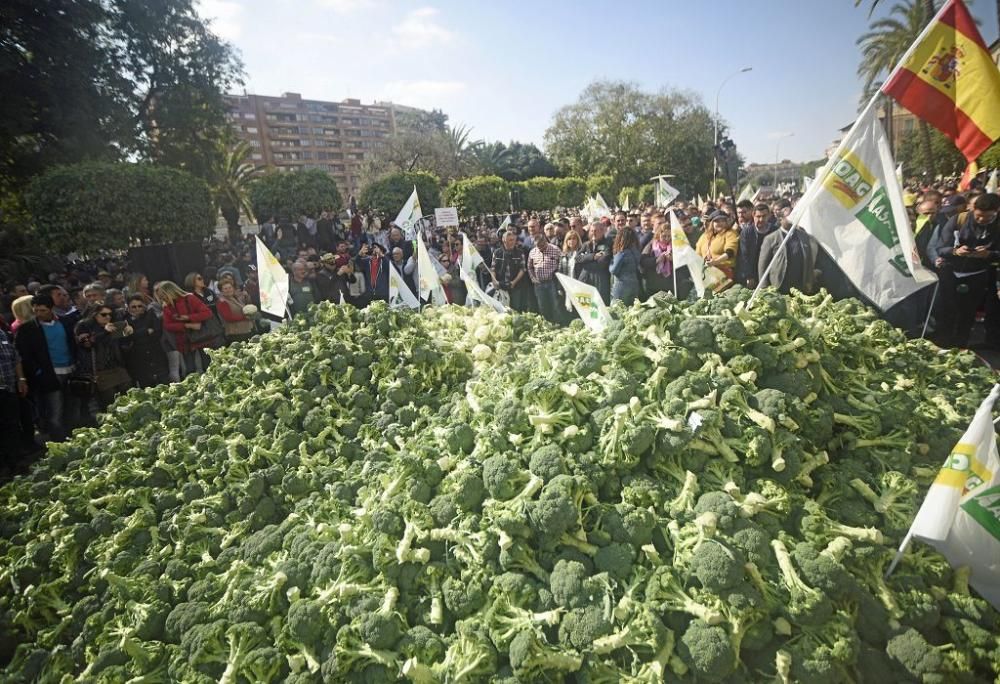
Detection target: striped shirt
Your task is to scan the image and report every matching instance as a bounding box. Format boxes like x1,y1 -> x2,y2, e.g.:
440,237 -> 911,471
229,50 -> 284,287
527,243 -> 562,284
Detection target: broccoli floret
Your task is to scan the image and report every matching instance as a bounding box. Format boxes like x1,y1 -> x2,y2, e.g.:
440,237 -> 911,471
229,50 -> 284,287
165,602 -> 210,644
508,629 -> 583,679
693,491 -> 741,531
527,475 -> 583,549
771,538 -> 832,627
558,605 -> 612,650
885,628 -> 954,682
528,444 -> 565,481
279,599 -> 329,672
677,318 -> 715,351
482,456 -> 528,501
690,540 -> 746,592
602,502 -> 656,547
399,625 -> 446,665
358,611 -> 403,651
442,574 -> 486,620
644,565 -> 723,625
678,619 -> 737,682
549,559 -> 590,609
593,542 -> 634,581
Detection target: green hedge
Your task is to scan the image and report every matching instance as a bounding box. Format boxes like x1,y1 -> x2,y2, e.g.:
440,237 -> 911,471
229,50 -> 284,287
358,171 -> 441,215
248,169 -> 343,222
443,175 -> 510,215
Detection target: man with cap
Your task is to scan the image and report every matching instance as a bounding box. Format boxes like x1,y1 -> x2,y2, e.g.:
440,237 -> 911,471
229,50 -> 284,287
316,252 -> 352,302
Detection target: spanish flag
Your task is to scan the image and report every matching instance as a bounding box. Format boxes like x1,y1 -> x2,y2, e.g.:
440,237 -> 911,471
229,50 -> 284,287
881,0 -> 1000,162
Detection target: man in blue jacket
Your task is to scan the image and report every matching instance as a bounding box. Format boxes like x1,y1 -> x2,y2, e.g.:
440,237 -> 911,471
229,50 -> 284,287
13,294 -> 81,441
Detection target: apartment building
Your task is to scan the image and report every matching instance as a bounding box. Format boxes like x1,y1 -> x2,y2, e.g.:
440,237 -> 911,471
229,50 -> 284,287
224,92 -> 411,198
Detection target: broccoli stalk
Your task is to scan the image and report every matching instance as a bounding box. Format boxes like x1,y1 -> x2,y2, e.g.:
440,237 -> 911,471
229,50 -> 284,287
800,506 -> 884,545
219,623 -> 268,684
395,522 -> 431,564
796,450 -> 829,488
849,471 -> 917,529
667,470 -> 700,517
645,566 -> 723,625
488,598 -> 563,648
771,539 -> 829,625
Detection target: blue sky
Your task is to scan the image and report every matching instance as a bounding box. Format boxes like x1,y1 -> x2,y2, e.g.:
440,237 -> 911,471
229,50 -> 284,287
198,0 -> 999,165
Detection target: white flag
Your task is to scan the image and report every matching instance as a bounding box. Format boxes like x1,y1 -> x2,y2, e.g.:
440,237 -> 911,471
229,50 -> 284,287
696,193 -> 705,209
416,233 -> 447,305
736,183 -> 755,203
801,176 -> 813,194
987,169 -> 998,194
498,215 -> 511,234
622,194 -> 631,212
789,101 -> 936,311
555,273 -> 612,333
669,210 -> 706,297
655,179 -> 679,208
460,232 -> 485,275
895,163 -> 904,187
892,384 -> 1000,609
388,265 -> 419,309
254,236 -> 290,318
394,186 -> 422,239
460,268 -> 506,313
594,193 -> 611,218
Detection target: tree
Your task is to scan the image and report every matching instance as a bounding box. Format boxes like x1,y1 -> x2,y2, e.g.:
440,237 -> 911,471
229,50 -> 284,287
358,171 -> 441,215
554,178 -> 587,207
856,0 -> 938,175
504,142 -> 559,180
897,127 -> 967,176
248,169 -> 344,222
25,162 -> 214,253
585,175 -> 617,203
618,186 -> 638,207
513,178 -> 560,211
0,0 -> 243,194
544,80 -> 716,198
443,176 -> 510,216
209,137 -> 257,242
469,142 -> 514,178
637,184 -> 655,205
979,141 -> 1000,170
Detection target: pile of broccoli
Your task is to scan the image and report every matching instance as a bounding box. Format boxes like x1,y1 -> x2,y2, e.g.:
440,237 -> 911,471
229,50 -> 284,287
1,289 -> 998,683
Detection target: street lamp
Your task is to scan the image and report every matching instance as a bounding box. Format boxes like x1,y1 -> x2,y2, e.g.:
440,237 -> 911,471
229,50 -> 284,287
713,66 -> 752,199
774,132 -> 794,186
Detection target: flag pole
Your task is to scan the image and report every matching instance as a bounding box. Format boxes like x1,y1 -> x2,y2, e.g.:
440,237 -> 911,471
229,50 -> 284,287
920,282 -> 939,339
748,95 -> 884,309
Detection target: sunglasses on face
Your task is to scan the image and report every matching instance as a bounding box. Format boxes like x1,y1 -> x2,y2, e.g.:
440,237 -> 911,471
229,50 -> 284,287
97,311 -> 112,318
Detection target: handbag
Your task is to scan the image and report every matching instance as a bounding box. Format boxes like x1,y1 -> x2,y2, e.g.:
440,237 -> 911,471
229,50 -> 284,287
67,348 -> 98,398
180,296 -> 225,348
96,366 -> 132,393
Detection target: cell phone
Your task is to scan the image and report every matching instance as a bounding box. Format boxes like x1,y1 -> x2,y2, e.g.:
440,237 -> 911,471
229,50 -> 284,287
112,321 -> 127,331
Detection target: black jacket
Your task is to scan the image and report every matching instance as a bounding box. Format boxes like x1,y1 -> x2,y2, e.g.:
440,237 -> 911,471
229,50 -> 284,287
14,317 -> 78,393
930,212 -> 1000,272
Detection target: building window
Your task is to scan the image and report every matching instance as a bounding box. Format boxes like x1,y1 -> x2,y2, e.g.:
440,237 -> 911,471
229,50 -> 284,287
251,153 -> 263,160
246,127 -> 258,133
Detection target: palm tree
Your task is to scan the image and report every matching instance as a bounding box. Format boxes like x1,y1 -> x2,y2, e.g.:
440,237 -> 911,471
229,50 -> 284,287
856,0 -> 938,175
439,123 -> 482,177
210,138 -> 257,242
469,141 -> 514,177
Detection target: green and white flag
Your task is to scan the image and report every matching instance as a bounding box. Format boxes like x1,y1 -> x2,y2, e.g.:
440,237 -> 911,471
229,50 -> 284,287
890,384 -> 1000,609
460,232 -> 484,275
789,101 -> 936,311
388,265 -> 419,310
594,193 -> 611,218
655,179 -> 679,208
498,215 -> 511,234
987,169 -> 998,193
460,268 -> 506,313
736,183 -> 755,203
416,233 -> 447,305
394,186 -> 422,239
622,194 -> 631,212
254,236 -> 290,318
669,210 -> 705,297
555,273 -> 611,333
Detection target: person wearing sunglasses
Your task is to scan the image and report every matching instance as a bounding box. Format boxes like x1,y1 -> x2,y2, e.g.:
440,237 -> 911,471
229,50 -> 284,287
122,295 -> 168,388
73,303 -> 134,415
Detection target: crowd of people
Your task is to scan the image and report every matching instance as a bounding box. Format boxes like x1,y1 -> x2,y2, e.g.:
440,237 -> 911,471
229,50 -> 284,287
2,178 -> 998,471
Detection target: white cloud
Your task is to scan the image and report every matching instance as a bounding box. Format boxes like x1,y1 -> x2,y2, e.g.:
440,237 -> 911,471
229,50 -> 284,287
382,79 -> 466,106
315,0 -> 376,12
198,0 -> 244,42
767,131 -> 795,139
391,7 -> 454,47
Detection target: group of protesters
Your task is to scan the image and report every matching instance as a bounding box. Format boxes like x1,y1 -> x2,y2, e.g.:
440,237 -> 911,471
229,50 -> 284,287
2,177 -> 998,470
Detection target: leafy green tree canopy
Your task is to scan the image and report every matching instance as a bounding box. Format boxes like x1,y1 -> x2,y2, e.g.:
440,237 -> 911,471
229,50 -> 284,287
358,171 -> 441,214
544,80 -> 717,197
248,169 -> 344,222
25,162 -> 214,253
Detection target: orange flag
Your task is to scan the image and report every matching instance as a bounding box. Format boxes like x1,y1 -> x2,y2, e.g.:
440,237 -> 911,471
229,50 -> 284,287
881,0 -> 1000,162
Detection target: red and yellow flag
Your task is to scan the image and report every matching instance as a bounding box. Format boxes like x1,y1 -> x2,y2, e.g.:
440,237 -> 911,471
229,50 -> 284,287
881,0 -> 1000,162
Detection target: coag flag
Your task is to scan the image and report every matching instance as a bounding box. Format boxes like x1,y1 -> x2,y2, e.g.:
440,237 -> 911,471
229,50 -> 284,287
788,101 -> 936,311
881,0 -> 1000,163
394,186 -> 423,239
890,384 -> 1000,609
388,265 -> 419,310
460,232 -> 485,276
555,273 -> 611,333
669,210 -> 706,297
254,236 -> 290,318
655,179 -> 679,208
460,268 -> 506,313
736,183 -> 755,203
416,233 -> 447,305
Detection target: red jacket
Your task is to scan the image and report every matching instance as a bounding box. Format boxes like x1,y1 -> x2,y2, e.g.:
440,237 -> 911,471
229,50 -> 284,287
162,294 -> 213,353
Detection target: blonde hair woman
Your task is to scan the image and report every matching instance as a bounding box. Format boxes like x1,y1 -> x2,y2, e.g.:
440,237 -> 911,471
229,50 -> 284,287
10,295 -> 35,333
155,281 -> 214,377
